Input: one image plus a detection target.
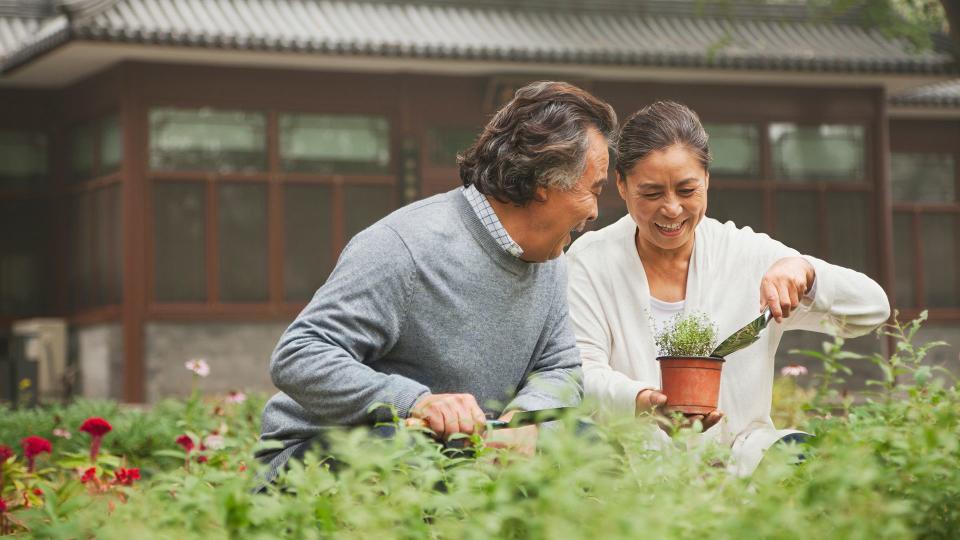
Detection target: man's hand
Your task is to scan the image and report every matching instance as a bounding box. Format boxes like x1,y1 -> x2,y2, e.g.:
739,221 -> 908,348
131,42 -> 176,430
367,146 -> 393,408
484,410 -> 538,456
406,393 -> 487,439
760,256 -> 816,323
635,389 -> 724,432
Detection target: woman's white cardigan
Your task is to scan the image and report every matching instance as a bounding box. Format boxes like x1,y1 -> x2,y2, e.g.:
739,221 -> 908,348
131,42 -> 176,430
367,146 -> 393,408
566,215 -> 890,474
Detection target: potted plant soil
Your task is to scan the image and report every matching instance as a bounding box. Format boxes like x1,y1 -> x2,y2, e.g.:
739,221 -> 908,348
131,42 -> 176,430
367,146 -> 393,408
654,313 -> 723,415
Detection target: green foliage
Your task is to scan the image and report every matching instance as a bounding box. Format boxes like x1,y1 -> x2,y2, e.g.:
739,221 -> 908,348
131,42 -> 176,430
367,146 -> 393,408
654,312 -> 719,357
1,315 -> 958,539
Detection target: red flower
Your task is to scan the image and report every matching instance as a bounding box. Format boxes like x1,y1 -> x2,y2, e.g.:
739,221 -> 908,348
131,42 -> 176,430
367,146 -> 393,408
113,467 -> 140,486
0,445 -> 13,462
0,497 -> 6,513
79,417 -> 112,438
32,488 -> 43,497
196,455 -> 208,464
20,436 -> 52,472
238,462 -> 247,472
80,467 -> 97,484
175,435 -> 195,453
79,417 -> 112,463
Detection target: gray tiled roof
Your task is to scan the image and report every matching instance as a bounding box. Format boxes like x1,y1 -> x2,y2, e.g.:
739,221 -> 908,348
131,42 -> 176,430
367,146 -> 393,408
891,79 -> 960,107
0,0 -> 956,75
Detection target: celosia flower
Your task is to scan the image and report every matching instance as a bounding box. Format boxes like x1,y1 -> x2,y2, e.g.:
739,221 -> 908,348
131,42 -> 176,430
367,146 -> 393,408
0,445 -> 13,462
225,391 -> 247,404
196,455 -> 208,464
20,436 -> 52,472
781,364 -> 809,377
80,417 -> 113,463
175,435 -> 195,453
203,434 -> 224,450
113,467 -> 140,486
52,428 -> 72,439
0,497 -> 6,513
80,467 -> 97,484
32,488 -> 43,497
238,462 -> 247,472
184,358 -> 210,378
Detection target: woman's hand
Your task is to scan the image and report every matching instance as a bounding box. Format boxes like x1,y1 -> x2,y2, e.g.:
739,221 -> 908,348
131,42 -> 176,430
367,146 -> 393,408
760,257 -> 816,323
635,389 -> 724,431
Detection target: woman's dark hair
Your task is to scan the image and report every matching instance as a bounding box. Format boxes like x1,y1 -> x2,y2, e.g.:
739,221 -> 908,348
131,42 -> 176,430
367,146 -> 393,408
615,101 -> 710,180
458,81 -> 617,206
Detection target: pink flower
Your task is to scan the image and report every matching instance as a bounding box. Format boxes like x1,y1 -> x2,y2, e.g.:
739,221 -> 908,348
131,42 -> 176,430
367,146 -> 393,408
52,428 -> 72,439
175,435 -> 195,453
781,364 -> 809,377
184,359 -> 210,378
20,436 -> 52,472
113,467 -> 140,486
225,391 -> 246,404
203,434 -> 224,450
80,417 -> 112,463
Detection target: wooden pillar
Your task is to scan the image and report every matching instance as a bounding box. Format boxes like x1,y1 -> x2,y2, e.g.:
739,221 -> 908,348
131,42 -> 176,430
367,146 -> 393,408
120,64 -> 147,402
874,88 -> 896,356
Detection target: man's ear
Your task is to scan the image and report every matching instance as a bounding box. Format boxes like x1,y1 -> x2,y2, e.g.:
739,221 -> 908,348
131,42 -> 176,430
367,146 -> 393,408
704,170 -> 710,191
532,185 -> 549,204
616,172 -> 627,201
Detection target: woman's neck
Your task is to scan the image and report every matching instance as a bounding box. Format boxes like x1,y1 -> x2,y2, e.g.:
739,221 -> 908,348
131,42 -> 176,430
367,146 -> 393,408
635,231 -> 695,268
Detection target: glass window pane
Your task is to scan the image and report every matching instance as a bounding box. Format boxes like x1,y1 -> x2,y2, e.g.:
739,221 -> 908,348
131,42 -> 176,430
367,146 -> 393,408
280,114 -> 390,174
704,124 -> 759,179
150,108 -> 266,173
922,213 -> 958,308
0,200 -> 46,315
345,184 -> 395,241
427,127 -> 476,167
71,122 -> 96,181
890,152 -> 955,203
892,212 -> 914,308
218,183 -> 268,302
154,182 -> 206,302
0,130 -> 47,190
72,191 -> 94,309
92,185 -> 123,306
826,192 -> 872,275
770,123 -> 865,182
708,189 -> 764,232
101,114 -> 123,175
284,184 -> 334,301
775,191 -> 819,256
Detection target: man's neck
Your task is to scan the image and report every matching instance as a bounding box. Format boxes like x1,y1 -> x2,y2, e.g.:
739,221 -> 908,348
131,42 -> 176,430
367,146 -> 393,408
487,197 -> 542,262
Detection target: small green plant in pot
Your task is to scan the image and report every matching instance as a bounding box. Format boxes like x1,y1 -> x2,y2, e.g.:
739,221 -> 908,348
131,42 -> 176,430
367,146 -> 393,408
654,312 -> 724,415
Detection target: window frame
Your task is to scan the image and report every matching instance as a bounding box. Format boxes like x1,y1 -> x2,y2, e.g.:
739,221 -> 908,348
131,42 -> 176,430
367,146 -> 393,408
889,120 -> 960,319
703,120 -> 877,277
145,108 -> 399,318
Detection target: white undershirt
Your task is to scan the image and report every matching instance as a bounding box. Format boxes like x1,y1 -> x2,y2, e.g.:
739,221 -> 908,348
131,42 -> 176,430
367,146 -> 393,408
649,296 -> 686,334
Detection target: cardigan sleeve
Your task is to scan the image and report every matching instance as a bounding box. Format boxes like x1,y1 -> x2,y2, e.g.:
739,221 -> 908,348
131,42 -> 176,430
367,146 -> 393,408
730,222 -> 891,337
568,247 -> 655,415
782,255 -> 891,337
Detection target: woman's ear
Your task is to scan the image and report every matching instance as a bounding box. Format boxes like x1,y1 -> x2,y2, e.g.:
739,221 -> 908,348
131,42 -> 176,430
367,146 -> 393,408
616,171 -> 628,201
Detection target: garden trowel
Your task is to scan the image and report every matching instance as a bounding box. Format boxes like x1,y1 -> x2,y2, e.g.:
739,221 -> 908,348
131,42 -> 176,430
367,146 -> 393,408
710,308 -> 773,358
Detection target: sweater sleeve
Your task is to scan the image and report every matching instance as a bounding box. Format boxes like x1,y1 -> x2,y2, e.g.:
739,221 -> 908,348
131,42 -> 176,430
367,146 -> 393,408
269,224 -> 430,425
782,255 -> 891,337
504,266 -> 584,413
567,248 -> 654,415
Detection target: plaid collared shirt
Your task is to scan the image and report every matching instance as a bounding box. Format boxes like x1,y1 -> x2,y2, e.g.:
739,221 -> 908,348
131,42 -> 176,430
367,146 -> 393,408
462,185 -> 524,259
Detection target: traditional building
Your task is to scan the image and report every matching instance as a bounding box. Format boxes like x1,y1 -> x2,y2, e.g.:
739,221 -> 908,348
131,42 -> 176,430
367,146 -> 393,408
1,0 -> 958,402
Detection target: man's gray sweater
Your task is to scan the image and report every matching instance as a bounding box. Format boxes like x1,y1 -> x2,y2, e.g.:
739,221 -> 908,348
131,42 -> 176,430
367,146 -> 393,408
258,188 -> 582,468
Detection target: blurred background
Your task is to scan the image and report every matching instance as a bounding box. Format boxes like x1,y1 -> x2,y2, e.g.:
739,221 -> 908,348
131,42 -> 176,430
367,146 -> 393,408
0,0 -> 957,404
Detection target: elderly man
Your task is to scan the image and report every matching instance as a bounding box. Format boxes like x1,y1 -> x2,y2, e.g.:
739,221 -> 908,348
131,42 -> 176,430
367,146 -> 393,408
257,81 -> 617,478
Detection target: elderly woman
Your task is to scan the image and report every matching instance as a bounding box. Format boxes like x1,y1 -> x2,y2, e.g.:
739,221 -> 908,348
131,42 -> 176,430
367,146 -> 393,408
566,101 -> 890,474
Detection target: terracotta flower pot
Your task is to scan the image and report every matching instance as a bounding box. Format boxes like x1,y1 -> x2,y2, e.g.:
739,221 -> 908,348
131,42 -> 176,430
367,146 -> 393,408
656,356 -> 725,415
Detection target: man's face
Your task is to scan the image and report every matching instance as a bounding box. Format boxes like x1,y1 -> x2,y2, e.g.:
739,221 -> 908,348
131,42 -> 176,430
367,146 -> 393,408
528,127 -> 608,262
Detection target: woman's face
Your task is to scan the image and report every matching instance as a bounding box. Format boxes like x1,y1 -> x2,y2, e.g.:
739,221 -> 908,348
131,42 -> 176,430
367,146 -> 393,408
617,144 -> 709,255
